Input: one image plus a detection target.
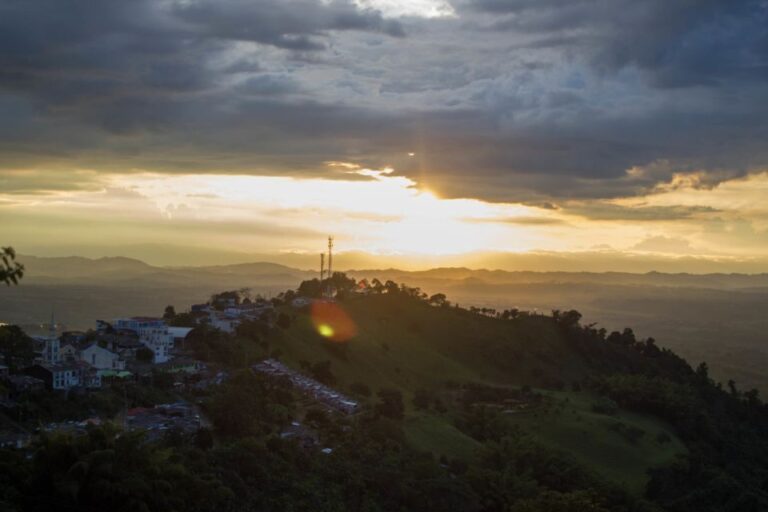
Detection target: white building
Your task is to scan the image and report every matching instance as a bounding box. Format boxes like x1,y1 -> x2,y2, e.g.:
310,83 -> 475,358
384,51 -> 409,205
208,313 -> 239,334
25,363 -> 82,390
33,336 -> 60,365
80,344 -> 125,371
113,317 -> 175,363
291,297 -> 314,309
138,327 -> 174,363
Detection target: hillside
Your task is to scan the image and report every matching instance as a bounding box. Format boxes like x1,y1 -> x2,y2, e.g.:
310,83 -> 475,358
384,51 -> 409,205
251,290 -> 767,509
267,294 -> 689,494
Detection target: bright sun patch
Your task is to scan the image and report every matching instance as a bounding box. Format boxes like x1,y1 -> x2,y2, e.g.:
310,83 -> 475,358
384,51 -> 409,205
317,324 -> 335,338
311,301 -> 358,342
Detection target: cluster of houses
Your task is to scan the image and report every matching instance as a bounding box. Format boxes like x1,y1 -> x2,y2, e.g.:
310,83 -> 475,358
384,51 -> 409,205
0,317 -> 197,399
253,359 -> 359,415
1,292 -> 278,398
2,295 -> 277,397
23,318 -> 194,392
190,297 -> 275,334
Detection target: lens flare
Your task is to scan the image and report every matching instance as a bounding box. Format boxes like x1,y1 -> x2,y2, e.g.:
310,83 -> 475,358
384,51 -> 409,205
317,324 -> 335,338
311,301 -> 357,342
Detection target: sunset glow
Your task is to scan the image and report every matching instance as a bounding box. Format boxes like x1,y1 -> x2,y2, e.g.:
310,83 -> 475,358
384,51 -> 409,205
2,167 -> 768,269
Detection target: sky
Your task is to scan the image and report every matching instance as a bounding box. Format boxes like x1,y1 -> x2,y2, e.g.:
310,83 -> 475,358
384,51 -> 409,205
1,0 -> 768,271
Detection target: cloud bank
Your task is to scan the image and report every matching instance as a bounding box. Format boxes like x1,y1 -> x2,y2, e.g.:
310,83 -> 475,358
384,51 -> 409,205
0,0 -> 766,204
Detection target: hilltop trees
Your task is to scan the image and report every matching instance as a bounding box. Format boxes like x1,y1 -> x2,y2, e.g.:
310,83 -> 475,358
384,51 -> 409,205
297,272 -> 358,299
298,278 -> 323,298
163,305 -> 176,320
428,293 -> 449,307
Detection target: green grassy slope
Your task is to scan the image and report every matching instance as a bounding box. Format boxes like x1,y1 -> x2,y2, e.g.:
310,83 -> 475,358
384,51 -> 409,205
266,294 -> 687,493
271,294 -> 585,390
506,390 -> 686,494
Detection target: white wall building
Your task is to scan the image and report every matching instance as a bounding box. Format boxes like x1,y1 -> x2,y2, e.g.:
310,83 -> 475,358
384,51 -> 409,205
139,327 -> 174,363
208,314 -> 239,334
113,317 -> 174,363
80,344 -> 125,371
33,336 -> 60,365
48,364 -> 81,390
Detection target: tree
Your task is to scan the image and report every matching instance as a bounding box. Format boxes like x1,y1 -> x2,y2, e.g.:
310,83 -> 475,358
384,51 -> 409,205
0,247 -> 24,286
136,347 -> 154,363
429,293 -> 448,307
0,325 -> 35,369
169,312 -> 197,327
555,309 -> 582,330
163,305 -> 176,320
384,280 -> 399,294
297,278 -> 323,298
501,308 -> 519,320
371,278 -> 384,294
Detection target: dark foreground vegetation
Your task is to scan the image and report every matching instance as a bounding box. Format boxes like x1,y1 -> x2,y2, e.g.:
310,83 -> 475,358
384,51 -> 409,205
1,273 -> 767,511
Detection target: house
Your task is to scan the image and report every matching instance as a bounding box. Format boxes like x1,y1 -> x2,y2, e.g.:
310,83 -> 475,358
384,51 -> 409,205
224,303 -> 273,319
190,303 -> 210,314
25,363 -> 82,390
59,344 -> 79,362
167,327 -> 194,350
112,336 -> 144,360
291,297 -> 314,309
112,317 -> 166,332
80,344 -> 125,371
80,366 -> 103,389
208,313 -> 239,334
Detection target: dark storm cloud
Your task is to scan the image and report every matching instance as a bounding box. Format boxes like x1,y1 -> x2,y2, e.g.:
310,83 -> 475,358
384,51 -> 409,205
0,0 -> 767,203
172,0 -> 405,50
466,0 -> 768,88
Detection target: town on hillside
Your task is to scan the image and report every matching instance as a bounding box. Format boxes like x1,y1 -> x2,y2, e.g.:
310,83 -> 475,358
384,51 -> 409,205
0,286 -> 362,449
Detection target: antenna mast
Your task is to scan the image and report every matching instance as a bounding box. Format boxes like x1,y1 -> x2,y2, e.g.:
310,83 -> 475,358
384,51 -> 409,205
320,253 -> 325,282
327,236 -> 334,278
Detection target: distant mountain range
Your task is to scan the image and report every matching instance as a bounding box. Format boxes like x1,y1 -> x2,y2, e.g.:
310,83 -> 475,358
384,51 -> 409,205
18,254 -> 768,289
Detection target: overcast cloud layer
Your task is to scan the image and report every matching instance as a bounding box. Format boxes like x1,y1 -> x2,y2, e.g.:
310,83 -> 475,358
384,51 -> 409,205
1,0 -> 767,204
